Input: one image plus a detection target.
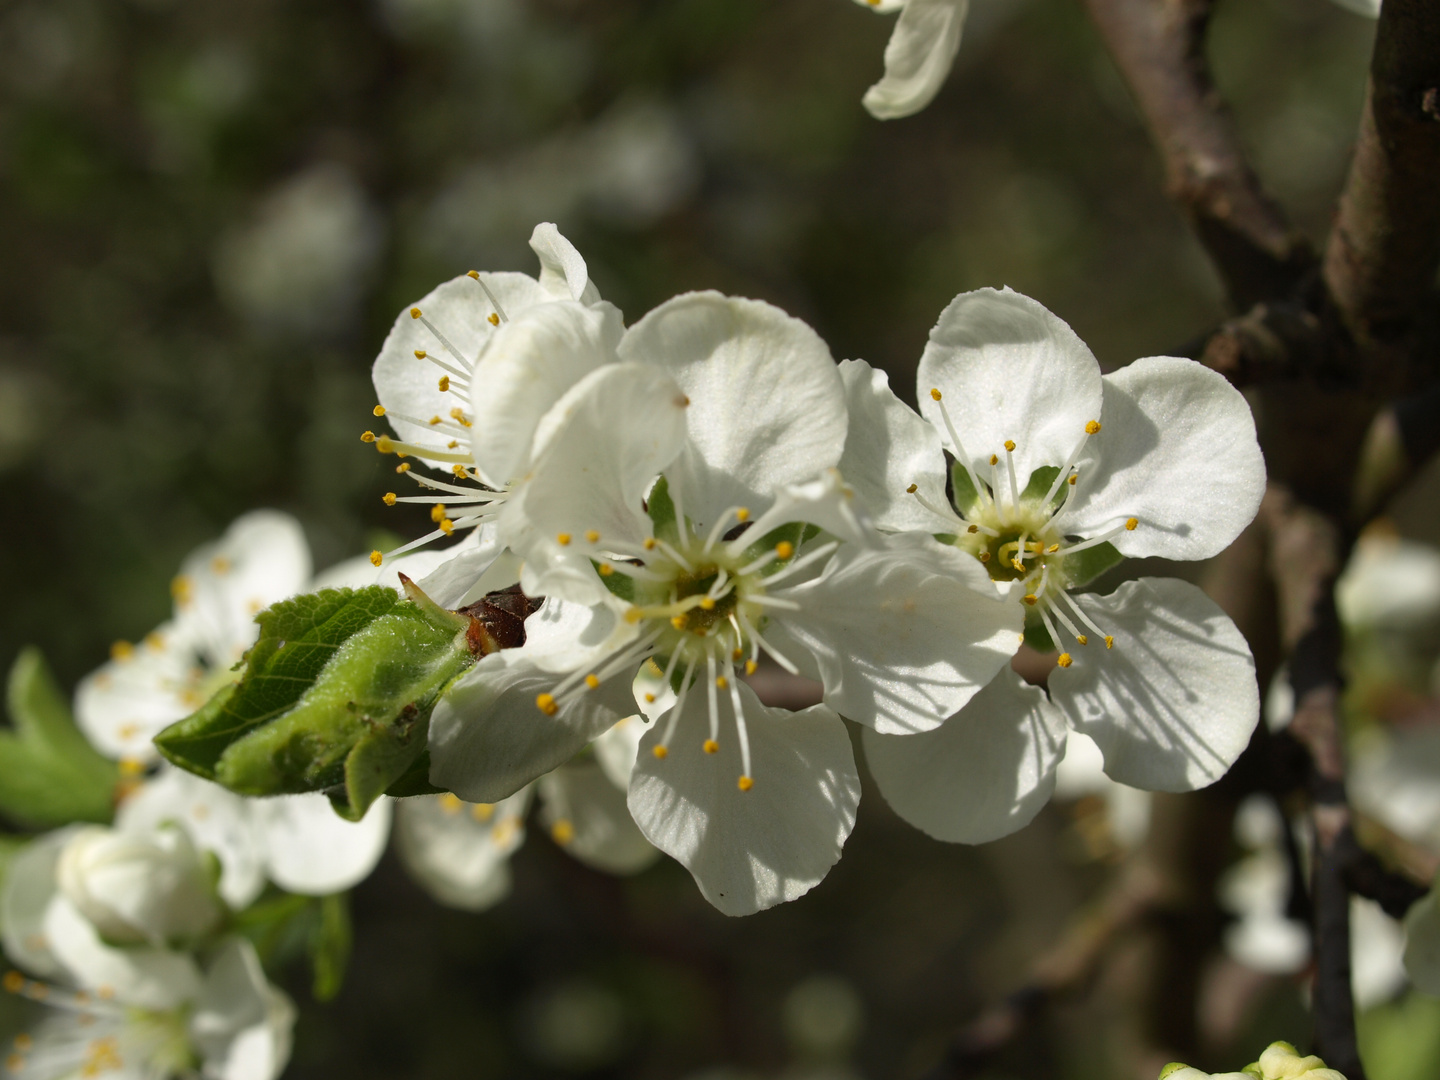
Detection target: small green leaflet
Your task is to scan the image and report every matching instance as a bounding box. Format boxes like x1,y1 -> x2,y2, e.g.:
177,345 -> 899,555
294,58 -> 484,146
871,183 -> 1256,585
156,585 -> 474,821
0,649 -> 119,828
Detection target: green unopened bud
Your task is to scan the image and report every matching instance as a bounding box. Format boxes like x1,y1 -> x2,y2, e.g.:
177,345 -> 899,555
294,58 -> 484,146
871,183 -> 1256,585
156,581 -> 474,820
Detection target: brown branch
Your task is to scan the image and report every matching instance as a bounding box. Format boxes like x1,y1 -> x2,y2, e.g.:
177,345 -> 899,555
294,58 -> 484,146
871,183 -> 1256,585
1322,0 -> 1440,350
1081,0 -> 1313,310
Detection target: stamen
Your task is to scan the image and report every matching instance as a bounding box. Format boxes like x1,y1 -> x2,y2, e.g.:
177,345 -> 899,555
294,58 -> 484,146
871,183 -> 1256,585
758,540 -> 840,587
1057,590 -> 1114,649
1003,441 -> 1021,518
1041,420 -> 1102,507
726,652 -> 753,785
1055,517 -> 1139,556
372,436 -> 473,464
657,654 -> 699,754
705,649 -> 721,749
738,610 -> 799,674
928,389 -> 992,512
468,272 -> 510,324
907,485 -> 967,530
410,307 -> 475,374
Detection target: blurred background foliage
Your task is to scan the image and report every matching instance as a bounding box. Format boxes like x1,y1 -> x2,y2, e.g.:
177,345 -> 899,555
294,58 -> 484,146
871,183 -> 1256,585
2,0 -> 1428,1077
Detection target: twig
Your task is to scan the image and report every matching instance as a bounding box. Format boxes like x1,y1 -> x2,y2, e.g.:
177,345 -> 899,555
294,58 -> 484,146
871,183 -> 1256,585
1335,829 -> 1430,920
1080,0 -> 1312,310
1322,0 -> 1440,350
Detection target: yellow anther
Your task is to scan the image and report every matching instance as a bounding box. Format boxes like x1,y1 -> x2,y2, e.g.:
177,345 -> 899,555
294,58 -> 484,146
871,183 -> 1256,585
599,563 -> 614,576
699,597 -> 716,611
414,349 -> 427,359
428,415 -> 442,425
449,440 -> 459,448
14,1034 -> 32,1052
652,745 -> 668,759
430,504 -> 448,523
373,405 -> 386,417
775,541 -> 795,560
624,607 -> 644,624
171,575 -> 193,604
1011,558 -> 1025,572
584,530 -> 600,543
488,313 -> 500,326
715,675 -> 728,689
451,464 -> 467,476
961,524 -> 975,533
671,614 -> 688,630
437,376 -> 450,392
1004,440 -> 1016,452
737,775 -> 754,792
360,430 -> 376,443
989,454 -> 999,466
396,462 -> 411,474
556,533 -> 571,546
551,819 -> 575,845
110,641 -> 134,661
644,692 -> 656,703
449,407 -> 471,427
466,270 -> 480,280
383,492 -> 396,506
375,435 -> 395,453
906,483 -> 918,493
96,986 -> 114,1000
1104,636 -> 1114,648
1068,473 -> 1078,486
929,388 -> 942,401
370,550 -> 383,566
978,551 -> 991,563
410,307 -> 422,319
643,537 -> 657,550
1077,634 -> 1089,645
1125,517 -> 1138,530
1047,543 -> 1059,553
745,659 -> 758,675
1023,594 -> 1037,606
3,971 -> 23,993
439,793 -> 462,814
536,693 -> 559,716
439,518 -> 454,535
1056,653 -> 1073,668
680,395 -> 690,406
1085,420 -> 1101,435
144,631 -> 165,650
703,739 -> 719,754
471,802 -> 494,822
732,647 -> 743,660
584,674 -> 600,689
736,508 -> 750,522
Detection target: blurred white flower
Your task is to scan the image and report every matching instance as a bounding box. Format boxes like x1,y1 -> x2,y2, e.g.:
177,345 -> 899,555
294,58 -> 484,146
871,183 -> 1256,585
1349,725 -> 1440,859
1052,730 -> 1152,850
213,164 -> 384,337
1336,530 -> 1440,632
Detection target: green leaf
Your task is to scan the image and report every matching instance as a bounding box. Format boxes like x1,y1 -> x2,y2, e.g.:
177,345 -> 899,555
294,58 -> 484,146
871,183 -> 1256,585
309,893 -> 352,1002
950,461 -> 982,517
157,585 -> 474,820
1064,542 -> 1124,587
155,587 -> 403,778
646,475 -> 680,546
0,649 -> 119,828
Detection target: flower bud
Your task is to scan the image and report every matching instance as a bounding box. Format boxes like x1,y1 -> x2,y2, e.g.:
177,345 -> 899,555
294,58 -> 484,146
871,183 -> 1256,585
57,825 -> 223,946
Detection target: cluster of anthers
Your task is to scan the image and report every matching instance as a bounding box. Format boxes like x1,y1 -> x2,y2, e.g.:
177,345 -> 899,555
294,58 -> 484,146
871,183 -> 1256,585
533,495 -> 838,793
910,389 -> 1139,669
360,272 -> 511,567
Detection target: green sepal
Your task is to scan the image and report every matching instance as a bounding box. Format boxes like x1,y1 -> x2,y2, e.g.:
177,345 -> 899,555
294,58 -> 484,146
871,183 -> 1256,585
156,585 -> 474,821
379,750 -> 445,799
1022,608 -> 1055,653
1063,542 -> 1124,587
0,648 -> 120,828
1021,466 -> 1062,506
646,475 -> 681,546
949,461 -> 982,518
933,533 -> 960,546
310,893 -> 351,1002
1156,1066 -> 1190,1080
596,561 -> 636,603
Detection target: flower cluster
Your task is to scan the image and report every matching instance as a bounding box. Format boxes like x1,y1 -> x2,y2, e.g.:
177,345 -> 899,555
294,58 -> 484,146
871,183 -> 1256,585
1159,1041 -> 1349,1080
358,223 -> 1264,915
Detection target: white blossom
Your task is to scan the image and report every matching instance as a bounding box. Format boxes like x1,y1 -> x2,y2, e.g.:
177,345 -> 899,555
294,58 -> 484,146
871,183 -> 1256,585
853,0 -> 969,120
1158,1042 -> 1349,1080
851,287 -> 1264,843
74,512 -> 311,765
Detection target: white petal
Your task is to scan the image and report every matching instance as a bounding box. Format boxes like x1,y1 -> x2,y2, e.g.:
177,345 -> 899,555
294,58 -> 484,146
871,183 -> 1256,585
1404,883 -> 1440,996
538,761 -> 660,875
520,596 -> 640,676
862,0 -> 969,121
467,300 -> 623,488
1,830 -> 73,979
862,668 -> 1068,844
116,768 -> 266,910
411,525 -> 516,609
190,938 -> 295,1080
429,649 -> 637,804
592,715 -> 648,790
1050,578 -> 1259,791
1351,896 -> 1407,1008
393,789 -> 531,912
1054,357 -> 1265,561
765,532 -> 1021,734
250,794 -> 391,895
371,271 -> 550,449
177,511 -> 312,667
1349,725 -> 1440,853
502,362 -> 690,605
618,291 -> 847,523
75,623 -> 199,763
628,681 -> 859,916
835,359 -> 949,532
917,288 -> 1103,489
530,222 -> 601,303
734,469 -> 873,551
43,896 -> 203,1010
